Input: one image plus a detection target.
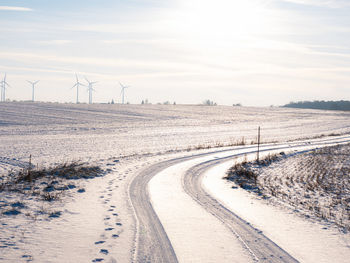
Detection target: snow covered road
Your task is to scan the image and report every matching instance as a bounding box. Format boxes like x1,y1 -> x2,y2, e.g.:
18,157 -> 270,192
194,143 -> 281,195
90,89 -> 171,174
131,135 -> 350,262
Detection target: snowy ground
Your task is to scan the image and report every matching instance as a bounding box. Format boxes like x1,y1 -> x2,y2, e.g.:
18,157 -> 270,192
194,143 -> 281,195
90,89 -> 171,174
1,102 -> 350,174
258,143 -> 350,230
149,138 -> 350,263
1,102 -> 350,262
204,157 -> 350,263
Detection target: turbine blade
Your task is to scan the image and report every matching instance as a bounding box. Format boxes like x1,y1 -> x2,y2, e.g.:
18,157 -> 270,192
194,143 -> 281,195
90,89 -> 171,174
84,76 -> 90,83
75,73 -> 79,82
34,80 -> 40,84
71,83 -> 78,89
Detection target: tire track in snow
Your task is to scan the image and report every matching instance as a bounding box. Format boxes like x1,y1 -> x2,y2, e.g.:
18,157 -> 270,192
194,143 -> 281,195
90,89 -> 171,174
183,156 -> 298,262
129,149 -> 244,263
129,135 -> 350,262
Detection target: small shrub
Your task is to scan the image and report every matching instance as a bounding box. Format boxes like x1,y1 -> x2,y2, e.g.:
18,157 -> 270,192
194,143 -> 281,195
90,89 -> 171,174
225,163 -> 258,190
42,192 -> 59,202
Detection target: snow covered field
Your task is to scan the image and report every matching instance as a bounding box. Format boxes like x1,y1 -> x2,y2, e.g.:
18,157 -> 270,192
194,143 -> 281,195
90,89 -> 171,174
1,102 -> 350,173
258,143 -> 350,230
1,102 -> 350,262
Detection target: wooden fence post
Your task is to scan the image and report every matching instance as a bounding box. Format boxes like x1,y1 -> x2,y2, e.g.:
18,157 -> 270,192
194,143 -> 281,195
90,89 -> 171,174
257,126 -> 260,163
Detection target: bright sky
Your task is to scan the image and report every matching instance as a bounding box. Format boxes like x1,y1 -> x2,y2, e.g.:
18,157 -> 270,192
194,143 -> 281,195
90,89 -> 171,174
0,0 -> 349,105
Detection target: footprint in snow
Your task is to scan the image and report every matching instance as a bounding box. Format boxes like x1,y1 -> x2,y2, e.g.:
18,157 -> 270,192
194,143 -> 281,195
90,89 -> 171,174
22,254 -> 33,261
100,249 -> 109,255
112,234 -> 119,239
105,227 -> 114,231
94,241 -> 105,245
3,209 -> 21,216
92,258 -> 104,262
115,223 -> 122,226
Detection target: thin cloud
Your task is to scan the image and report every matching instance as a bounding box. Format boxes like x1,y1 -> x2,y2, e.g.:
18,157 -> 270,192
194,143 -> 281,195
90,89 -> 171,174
282,0 -> 350,8
0,51 -> 215,74
0,6 -> 33,11
35,40 -> 72,45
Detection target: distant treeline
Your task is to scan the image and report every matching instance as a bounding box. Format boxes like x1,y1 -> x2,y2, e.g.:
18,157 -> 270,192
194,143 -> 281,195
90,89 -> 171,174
283,100 -> 350,111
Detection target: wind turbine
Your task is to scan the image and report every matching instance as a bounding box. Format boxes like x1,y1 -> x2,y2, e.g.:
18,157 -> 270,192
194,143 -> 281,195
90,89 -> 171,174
71,73 -> 85,104
27,80 -> 39,102
84,77 -> 97,104
1,74 -> 11,102
119,82 -> 129,104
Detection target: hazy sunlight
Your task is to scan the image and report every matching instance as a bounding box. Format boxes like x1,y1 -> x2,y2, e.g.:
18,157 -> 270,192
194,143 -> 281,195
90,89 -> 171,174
178,0 -> 272,49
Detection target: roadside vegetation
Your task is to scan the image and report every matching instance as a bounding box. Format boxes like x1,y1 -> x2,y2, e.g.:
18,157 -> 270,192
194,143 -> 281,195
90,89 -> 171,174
225,144 -> 350,230
0,161 -> 104,219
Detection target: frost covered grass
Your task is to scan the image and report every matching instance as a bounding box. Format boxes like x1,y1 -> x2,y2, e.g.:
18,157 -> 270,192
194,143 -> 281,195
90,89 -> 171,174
0,162 -> 104,218
224,153 -> 283,191
225,144 -> 350,230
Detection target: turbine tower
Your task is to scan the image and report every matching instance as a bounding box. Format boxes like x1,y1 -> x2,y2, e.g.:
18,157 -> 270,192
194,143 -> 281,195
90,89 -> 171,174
1,74 -> 11,102
27,80 -> 39,102
84,77 -> 97,104
71,73 -> 85,104
119,82 -> 129,104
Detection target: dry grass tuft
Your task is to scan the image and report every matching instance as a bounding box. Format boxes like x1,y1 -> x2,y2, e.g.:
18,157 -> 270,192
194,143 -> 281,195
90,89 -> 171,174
0,161 -> 104,218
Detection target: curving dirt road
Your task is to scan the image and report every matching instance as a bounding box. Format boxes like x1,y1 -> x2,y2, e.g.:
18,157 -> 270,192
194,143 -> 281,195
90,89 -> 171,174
129,136 -> 350,262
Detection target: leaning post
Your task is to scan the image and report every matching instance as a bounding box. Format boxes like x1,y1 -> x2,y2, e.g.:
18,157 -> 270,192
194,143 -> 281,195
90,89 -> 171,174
257,126 -> 261,163
28,154 -> 32,182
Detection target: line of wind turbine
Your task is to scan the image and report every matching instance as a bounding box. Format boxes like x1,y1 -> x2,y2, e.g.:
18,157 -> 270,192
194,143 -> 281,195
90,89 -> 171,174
1,74 -> 11,102
85,77 -> 97,104
119,82 -> 129,104
27,80 -> 39,102
71,73 -> 86,104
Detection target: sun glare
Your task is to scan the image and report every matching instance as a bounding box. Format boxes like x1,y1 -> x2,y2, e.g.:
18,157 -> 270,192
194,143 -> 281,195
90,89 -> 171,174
177,0 -> 271,49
